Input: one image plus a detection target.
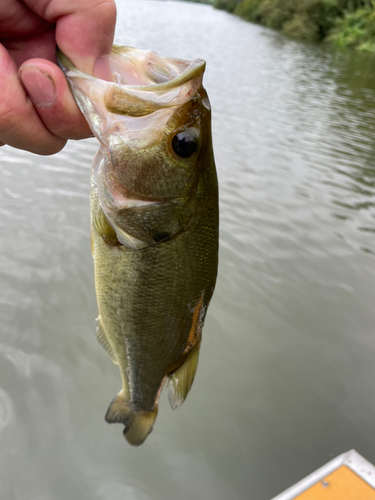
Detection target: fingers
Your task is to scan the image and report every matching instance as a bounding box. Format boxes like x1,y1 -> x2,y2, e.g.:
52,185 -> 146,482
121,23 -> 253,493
0,44 -> 66,155
0,0 -> 117,155
2,28 -> 57,68
24,0 -> 117,74
19,58 -> 92,140
0,1 -> 49,38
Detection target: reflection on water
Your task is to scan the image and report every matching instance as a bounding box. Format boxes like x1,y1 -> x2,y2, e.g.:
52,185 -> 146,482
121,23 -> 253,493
1,1 -> 375,499
0,387 -> 13,433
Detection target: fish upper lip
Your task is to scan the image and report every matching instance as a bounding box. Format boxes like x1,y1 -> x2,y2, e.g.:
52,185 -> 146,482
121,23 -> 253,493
124,60 -> 206,93
56,45 -> 206,92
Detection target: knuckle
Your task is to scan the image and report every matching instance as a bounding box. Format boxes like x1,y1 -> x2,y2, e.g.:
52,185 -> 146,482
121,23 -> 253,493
91,0 -> 117,25
0,101 -> 67,155
0,102 -> 26,135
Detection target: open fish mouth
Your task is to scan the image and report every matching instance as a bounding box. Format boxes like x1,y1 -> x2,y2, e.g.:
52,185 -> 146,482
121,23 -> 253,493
57,45 -> 206,89
57,45 -> 210,249
56,45 -> 206,123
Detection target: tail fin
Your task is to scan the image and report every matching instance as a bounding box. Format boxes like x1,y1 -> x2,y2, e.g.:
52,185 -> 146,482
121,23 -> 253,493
105,391 -> 158,446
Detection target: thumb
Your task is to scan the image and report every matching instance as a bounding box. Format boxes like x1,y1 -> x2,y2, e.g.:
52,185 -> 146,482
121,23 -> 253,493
28,0 -> 117,75
19,58 -> 92,140
55,0 -> 117,75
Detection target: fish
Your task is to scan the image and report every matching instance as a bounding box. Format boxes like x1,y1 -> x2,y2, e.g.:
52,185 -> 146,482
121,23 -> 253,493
57,45 -> 219,446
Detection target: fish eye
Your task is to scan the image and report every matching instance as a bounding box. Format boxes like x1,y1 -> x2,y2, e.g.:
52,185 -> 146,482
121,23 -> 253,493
172,131 -> 198,159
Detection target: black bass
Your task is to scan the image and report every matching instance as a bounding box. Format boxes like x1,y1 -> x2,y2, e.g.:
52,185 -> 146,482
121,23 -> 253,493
57,45 -> 219,446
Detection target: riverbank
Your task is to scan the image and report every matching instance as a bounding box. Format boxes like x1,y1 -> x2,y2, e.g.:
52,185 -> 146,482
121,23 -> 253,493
181,0 -> 214,3
213,0 -> 375,51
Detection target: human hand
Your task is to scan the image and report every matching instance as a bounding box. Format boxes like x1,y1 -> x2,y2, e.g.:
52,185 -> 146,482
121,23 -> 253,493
0,0 -> 116,155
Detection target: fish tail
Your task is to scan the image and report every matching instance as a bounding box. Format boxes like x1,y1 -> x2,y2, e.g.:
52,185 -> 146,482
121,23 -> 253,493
105,391 -> 158,446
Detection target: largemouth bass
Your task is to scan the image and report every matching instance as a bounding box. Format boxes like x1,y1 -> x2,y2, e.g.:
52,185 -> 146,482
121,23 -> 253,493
57,45 -> 219,446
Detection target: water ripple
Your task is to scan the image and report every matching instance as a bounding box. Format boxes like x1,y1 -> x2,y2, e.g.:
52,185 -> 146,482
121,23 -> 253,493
1,1 -> 375,499
0,387 -> 13,433
0,343 -> 63,380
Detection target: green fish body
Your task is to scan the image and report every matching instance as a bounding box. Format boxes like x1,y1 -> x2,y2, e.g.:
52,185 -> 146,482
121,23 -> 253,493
58,46 -> 219,445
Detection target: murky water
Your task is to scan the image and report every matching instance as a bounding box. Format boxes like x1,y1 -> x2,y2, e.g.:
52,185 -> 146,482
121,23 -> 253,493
1,1 -> 375,498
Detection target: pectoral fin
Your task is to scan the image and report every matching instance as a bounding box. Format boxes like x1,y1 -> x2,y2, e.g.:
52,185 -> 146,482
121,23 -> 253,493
93,207 -> 121,246
96,320 -> 118,365
167,340 -> 201,410
114,225 -> 151,250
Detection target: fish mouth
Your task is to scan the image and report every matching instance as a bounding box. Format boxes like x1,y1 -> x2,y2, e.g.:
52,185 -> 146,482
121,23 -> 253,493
56,45 -> 205,119
56,45 -> 206,251
56,45 -> 206,138
57,45 -> 205,92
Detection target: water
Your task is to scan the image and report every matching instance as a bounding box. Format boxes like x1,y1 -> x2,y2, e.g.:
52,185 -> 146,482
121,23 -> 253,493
1,1 -> 375,498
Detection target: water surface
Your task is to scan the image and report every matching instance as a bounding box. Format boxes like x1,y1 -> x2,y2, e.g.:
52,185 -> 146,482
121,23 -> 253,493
1,1 -> 375,499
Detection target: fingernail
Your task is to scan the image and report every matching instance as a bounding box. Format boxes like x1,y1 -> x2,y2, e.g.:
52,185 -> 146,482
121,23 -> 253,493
19,66 -> 56,107
94,55 -> 112,81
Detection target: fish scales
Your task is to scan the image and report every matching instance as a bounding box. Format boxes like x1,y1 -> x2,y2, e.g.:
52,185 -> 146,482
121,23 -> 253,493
58,45 -> 219,445
92,188 -> 217,407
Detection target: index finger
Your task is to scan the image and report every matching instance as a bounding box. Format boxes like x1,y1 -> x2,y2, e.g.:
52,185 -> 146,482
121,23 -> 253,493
23,0 -> 117,74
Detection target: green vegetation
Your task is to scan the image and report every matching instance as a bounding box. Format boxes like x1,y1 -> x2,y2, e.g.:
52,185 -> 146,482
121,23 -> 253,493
214,0 -> 242,12
213,0 -> 375,50
329,3 -> 375,50
181,0 -> 214,4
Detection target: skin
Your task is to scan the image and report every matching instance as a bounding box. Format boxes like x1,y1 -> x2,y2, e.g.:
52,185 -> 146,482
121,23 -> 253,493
0,0 -> 116,154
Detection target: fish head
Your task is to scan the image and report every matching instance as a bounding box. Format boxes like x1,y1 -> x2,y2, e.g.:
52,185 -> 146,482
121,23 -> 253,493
57,46 -> 214,248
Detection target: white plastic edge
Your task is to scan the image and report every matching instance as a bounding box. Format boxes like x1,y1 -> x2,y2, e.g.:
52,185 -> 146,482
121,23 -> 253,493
270,449 -> 375,500
346,449 -> 375,489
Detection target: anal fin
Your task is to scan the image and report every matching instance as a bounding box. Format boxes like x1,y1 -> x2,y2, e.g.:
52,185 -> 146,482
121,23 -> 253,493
168,340 -> 201,410
96,319 -> 118,365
